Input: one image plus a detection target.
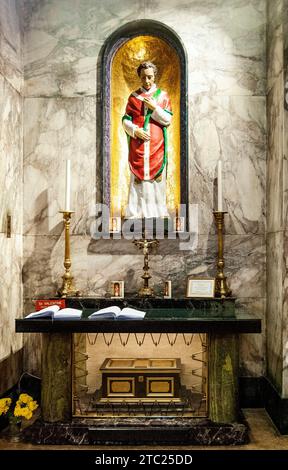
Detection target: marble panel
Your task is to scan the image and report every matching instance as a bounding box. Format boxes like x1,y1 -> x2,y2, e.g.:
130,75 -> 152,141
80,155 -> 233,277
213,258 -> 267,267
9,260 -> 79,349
283,229 -> 288,396
186,234 -> 266,299
23,96 -> 96,236
0,349 -> 23,395
237,297 -> 266,376
0,0 -> 23,93
267,77 -> 284,233
23,231 -> 265,302
23,233 -> 142,299
189,94 -> 266,235
23,234 -> 60,299
0,73 -> 23,236
23,0 -> 145,97
266,231 -> 284,393
22,299 -> 42,376
267,0 -> 284,93
146,0 -> 266,96
283,0 -> 288,54
283,107 -> 288,229
0,234 -> 23,361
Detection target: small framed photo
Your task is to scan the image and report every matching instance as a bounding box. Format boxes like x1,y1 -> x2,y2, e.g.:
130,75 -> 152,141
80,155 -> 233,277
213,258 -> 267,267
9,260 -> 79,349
109,216 -> 121,233
186,277 -> 215,298
111,280 -> 124,298
163,280 -> 172,299
174,216 -> 185,232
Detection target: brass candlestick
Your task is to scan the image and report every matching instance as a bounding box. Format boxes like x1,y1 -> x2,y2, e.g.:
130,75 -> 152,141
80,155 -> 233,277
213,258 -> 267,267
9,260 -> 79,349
213,211 -> 232,298
57,210 -> 80,297
133,238 -> 159,297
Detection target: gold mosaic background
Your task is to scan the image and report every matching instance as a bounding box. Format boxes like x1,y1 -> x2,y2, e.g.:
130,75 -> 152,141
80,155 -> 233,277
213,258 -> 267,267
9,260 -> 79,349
110,35 -> 181,217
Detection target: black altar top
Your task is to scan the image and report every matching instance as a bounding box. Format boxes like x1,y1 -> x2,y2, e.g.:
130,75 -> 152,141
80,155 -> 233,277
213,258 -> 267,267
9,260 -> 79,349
16,297 -> 261,334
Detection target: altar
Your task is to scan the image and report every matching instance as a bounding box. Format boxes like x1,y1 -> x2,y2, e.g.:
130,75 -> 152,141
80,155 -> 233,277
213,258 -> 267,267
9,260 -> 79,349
16,297 -> 261,445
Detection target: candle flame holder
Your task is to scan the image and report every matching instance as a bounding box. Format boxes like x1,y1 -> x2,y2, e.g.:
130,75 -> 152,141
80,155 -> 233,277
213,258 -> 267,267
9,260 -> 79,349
57,210 -> 80,298
213,211 -> 232,298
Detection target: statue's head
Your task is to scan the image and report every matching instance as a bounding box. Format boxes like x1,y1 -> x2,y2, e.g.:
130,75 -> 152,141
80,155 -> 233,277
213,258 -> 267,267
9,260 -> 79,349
137,61 -> 157,91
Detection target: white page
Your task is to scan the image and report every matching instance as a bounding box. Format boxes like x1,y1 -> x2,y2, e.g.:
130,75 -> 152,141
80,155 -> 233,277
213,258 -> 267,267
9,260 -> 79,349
54,308 -> 82,318
120,307 -> 146,318
89,306 -> 121,317
26,305 -> 60,318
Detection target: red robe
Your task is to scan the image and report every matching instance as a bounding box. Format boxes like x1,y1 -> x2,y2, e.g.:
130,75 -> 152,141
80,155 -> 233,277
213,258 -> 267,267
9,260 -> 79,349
123,87 -> 172,181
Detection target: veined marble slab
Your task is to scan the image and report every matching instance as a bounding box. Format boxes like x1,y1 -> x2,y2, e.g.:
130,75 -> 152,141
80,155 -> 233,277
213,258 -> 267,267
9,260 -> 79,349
148,0 -> 266,96
23,96 -> 97,236
189,94 -> 266,235
266,231 -> 284,393
23,0 -> 145,97
0,234 -> 23,361
0,73 -> 23,236
0,0 -> 23,93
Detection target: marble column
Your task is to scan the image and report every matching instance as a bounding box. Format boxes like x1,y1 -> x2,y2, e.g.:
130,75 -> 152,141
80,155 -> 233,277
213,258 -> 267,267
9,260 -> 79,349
266,0 -> 288,398
0,0 -> 23,393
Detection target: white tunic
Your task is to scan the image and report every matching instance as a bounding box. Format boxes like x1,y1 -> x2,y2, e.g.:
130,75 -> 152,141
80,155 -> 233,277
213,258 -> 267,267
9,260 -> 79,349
123,85 -> 171,219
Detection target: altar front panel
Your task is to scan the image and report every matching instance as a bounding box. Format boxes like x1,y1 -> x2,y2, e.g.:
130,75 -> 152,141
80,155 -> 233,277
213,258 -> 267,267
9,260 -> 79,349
72,332 -> 207,418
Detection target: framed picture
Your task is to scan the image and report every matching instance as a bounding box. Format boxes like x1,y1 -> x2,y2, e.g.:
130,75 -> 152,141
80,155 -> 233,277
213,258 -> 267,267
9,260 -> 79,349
174,216 -> 185,232
163,280 -> 172,299
186,277 -> 215,298
109,216 -> 121,233
111,280 -> 124,298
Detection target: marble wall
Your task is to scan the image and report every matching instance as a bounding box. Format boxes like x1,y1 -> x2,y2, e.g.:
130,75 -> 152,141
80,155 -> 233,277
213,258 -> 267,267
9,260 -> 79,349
22,0 -> 267,376
266,0 -> 288,397
0,0 -> 23,394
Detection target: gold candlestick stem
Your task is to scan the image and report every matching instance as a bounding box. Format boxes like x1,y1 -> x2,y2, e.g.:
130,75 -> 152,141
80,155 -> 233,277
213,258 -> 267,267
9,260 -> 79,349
57,211 -> 80,298
213,211 -> 231,298
133,238 -> 159,297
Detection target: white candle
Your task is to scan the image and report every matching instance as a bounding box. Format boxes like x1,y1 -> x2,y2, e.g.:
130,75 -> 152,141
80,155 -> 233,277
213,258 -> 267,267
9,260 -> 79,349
65,159 -> 71,211
217,159 -> 223,212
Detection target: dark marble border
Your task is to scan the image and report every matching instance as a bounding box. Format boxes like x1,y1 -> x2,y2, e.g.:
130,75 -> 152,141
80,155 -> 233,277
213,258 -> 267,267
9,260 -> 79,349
0,349 -> 23,396
15,315 -> 261,334
22,418 -> 248,446
240,376 -> 288,434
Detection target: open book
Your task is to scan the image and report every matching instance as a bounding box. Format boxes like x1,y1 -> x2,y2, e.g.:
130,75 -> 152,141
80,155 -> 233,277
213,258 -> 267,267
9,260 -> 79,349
88,306 -> 146,320
25,305 -> 82,320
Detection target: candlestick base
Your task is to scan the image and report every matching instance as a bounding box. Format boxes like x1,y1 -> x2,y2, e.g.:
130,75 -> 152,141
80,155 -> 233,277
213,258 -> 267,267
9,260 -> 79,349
215,276 -> 232,299
57,273 -> 81,298
133,239 -> 159,297
213,211 -> 232,299
57,210 -> 81,298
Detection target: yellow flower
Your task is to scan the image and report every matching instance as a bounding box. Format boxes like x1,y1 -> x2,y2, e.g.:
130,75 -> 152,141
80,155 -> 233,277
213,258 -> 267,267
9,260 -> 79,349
28,400 -> 38,412
1,394 -> 38,422
0,398 -> 12,415
18,393 -> 33,404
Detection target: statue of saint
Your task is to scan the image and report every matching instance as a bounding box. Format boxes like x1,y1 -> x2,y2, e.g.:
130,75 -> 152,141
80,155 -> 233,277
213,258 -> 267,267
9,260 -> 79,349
122,61 -> 173,219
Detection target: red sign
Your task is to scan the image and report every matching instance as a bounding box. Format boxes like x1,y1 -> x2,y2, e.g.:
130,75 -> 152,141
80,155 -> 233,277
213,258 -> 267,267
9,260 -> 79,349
34,299 -> 66,311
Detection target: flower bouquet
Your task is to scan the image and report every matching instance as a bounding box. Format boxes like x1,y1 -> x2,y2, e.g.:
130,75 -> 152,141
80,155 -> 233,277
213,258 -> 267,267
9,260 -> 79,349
0,393 -> 38,440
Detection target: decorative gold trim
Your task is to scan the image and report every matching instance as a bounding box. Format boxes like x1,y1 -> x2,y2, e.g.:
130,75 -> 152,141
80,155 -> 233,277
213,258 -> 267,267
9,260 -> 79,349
146,377 -> 174,397
101,358 -> 181,373
133,239 -> 159,297
107,377 -> 135,397
98,397 -> 182,403
57,211 -> 81,297
213,211 -> 232,298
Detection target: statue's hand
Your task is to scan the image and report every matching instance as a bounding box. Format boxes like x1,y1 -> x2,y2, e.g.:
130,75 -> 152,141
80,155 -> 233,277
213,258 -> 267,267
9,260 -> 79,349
143,97 -> 157,111
134,128 -> 150,141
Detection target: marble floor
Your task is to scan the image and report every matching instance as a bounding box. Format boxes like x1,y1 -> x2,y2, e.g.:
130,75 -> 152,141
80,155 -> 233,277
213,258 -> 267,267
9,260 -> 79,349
0,409 -> 287,450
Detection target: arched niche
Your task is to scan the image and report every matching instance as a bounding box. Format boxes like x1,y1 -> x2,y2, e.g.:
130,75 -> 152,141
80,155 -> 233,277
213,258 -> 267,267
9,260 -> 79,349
97,20 -> 188,222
